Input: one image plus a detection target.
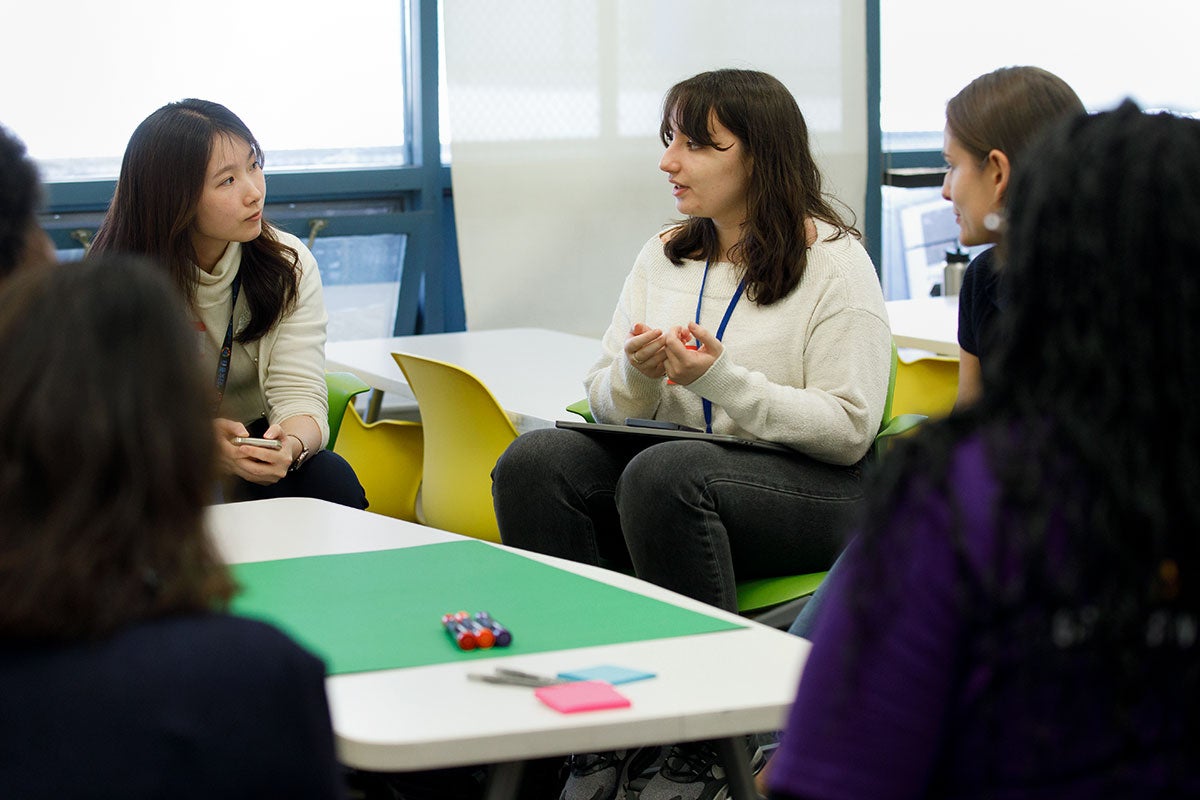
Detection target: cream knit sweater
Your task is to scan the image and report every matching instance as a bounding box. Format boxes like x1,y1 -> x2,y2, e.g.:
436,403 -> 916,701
586,221 -> 891,466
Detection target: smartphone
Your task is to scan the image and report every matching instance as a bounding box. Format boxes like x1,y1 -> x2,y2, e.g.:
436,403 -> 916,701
231,436 -> 284,450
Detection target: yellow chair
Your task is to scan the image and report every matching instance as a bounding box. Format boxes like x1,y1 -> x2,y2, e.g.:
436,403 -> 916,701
892,349 -> 959,419
325,371 -> 424,521
391,352 -> 517,542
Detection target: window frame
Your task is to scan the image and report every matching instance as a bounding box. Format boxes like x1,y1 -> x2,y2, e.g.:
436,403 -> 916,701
38,0 -> 463,336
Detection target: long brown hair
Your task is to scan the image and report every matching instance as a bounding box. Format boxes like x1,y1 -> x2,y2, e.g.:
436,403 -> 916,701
0,256 -> 236,640
660,69 -> 859,306
90,99 -> 298,343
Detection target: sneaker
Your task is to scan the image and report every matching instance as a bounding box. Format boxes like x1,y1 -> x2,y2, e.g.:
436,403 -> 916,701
636,738 -> 764,800
559,751 -> 625,800
620,745 -> 666,798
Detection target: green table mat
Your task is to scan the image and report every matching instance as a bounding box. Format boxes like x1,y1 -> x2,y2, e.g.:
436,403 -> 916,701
231,540 -> 743,675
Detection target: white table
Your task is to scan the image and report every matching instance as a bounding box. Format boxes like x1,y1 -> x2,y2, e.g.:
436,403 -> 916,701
885,297 -> 960,357
207,498 -> 810,799
325,328 -> 602,432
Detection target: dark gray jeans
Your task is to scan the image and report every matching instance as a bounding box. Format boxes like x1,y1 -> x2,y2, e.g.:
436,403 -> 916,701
491,427 -> 863,613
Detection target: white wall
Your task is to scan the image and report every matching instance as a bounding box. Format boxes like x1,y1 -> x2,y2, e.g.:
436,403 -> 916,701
445,0 -> 867,336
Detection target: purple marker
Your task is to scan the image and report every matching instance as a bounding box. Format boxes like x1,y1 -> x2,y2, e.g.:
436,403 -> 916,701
474,611 -> 512,647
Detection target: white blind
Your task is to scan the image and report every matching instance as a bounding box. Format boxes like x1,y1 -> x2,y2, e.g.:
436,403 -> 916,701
445,0 -> 868,335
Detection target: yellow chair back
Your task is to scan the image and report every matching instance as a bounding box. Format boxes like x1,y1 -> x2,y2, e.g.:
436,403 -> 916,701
331,403 -> 424,522
392,352 -> 518,542
893,350 -> 959,418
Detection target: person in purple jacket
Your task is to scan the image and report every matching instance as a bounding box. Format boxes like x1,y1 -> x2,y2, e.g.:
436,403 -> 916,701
769,102 -> 1200,798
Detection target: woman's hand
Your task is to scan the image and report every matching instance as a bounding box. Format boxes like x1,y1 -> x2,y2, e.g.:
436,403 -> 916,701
214,418 -> 291,485
663,321 -> 722,386
625,322 -> 669,378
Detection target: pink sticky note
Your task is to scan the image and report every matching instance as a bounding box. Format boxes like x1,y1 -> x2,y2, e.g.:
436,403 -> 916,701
534,680 -> 631,713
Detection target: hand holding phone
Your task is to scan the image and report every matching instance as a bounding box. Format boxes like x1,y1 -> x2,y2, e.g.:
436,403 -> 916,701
231,436 -> 283,450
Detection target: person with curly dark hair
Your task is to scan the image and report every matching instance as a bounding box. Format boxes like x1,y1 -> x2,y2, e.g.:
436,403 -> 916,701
0,123 -> 55,279
768,102 -> 1200,797
89,99 -> 365,508
0,255 -> 343,797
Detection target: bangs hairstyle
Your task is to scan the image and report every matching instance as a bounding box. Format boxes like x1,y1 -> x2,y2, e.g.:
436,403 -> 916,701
89,98 -> 298,342
658,69 -> 858,306
0,256 -> 236,640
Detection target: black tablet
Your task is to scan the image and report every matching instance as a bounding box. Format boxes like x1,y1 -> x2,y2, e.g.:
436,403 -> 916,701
555,419 -> 793,454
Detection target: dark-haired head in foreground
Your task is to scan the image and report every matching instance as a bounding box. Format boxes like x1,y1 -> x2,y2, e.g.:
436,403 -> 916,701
0,255 -> 235,639
0,123 -> 55,280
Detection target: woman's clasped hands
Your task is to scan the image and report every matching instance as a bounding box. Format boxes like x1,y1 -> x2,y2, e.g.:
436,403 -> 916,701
625,320 -> 723,386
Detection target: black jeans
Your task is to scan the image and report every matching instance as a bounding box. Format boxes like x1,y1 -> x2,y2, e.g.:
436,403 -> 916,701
491,427 -> 862,613
226,448 -> 368,509
222,418 -> 368,509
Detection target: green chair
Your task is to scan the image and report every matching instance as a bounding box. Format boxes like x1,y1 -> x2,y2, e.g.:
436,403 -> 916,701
566,341 -> 926,628
325,371 -> 371,450
325,371 -> 424,521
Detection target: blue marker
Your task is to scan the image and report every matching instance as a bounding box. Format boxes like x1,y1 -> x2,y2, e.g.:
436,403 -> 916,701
474,611 -> 512,647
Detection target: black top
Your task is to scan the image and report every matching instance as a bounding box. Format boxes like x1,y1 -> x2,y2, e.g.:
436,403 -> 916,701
957,246 -> 1003,361
0,613 -> 344,799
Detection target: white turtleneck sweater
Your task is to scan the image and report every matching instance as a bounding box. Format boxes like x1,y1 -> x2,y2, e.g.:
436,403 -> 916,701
193,228 -> 330,446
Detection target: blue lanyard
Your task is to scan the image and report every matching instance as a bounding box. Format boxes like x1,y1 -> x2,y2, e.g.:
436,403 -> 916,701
694,259 -> 746,433
212,273 -> 242,415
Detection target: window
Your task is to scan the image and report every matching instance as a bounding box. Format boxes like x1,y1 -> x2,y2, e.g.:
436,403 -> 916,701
16,0 -> 461,336
7,0 -> 408,180
874,0 -> 1200,298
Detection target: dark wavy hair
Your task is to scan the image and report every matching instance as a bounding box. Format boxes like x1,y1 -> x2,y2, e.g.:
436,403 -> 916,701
0,123 -> 46,279
853,102 -> 1200,775
0,255 -> 236,640
90,99 -> 298,342
659,69 -> 858,306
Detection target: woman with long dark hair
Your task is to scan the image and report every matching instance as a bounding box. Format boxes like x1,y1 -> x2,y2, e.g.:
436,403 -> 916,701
768,103 -> 1200,797
493,68 -> 891,800
91,99 -> 365,507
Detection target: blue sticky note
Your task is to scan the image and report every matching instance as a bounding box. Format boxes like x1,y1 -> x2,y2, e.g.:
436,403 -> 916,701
557,664 -> 657,685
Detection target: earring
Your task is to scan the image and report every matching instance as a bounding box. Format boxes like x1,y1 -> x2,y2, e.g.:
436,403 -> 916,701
983,212 -> 1005,232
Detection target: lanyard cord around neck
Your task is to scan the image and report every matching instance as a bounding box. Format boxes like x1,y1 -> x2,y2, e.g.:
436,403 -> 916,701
694,258 -> 747,433
212,273 -> 242,415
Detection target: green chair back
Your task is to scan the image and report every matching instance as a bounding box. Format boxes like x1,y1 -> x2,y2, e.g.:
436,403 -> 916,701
325,371 -> 372,450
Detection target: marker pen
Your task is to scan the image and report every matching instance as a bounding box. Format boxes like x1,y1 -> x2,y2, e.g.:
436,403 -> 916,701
455,610 -> 495,648
442,612 -> 477,650
474,611 -> 512,647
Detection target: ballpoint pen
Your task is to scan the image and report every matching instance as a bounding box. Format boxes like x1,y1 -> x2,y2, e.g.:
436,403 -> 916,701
467,667 -> 569,687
